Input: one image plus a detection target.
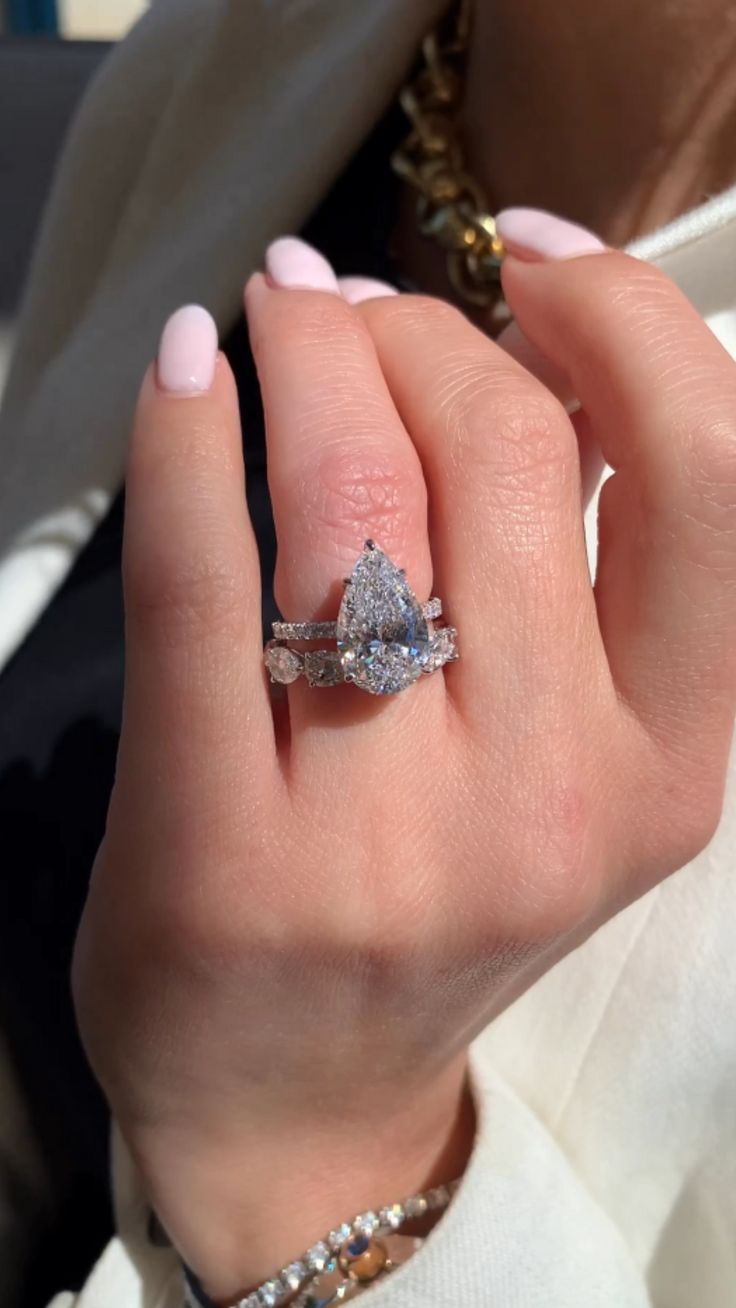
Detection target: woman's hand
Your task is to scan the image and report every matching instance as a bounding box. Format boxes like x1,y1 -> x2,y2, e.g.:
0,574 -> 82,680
73,231 -> 736,1300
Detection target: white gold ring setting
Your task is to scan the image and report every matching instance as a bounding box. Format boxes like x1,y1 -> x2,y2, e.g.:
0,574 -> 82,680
264,541 -> 458,695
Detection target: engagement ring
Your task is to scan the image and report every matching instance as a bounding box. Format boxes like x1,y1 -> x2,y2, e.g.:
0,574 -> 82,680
264,541 -> 458,695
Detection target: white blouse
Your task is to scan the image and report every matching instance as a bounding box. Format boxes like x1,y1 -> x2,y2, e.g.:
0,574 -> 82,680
1,3 -> 734,1305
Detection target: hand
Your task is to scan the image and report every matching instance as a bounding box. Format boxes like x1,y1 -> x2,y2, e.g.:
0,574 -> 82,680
73,236 -> 736,1300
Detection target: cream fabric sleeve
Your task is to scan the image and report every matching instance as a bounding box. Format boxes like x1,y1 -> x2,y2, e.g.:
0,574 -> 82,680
60,1065 -> 651,1308
46,198 -> 736,1303
3,1 -> 733,1304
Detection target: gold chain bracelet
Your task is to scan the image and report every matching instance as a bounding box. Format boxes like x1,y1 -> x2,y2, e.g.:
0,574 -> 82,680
391,0 -> 505,308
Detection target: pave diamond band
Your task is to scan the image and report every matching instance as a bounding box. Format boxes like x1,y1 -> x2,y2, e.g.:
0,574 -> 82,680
273,596 -> 442,642
264,541 -> 458,697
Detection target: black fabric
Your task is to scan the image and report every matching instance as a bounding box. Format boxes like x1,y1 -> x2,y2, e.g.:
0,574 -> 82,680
183,1266 -> 215,1308
0,109 -> 403,1307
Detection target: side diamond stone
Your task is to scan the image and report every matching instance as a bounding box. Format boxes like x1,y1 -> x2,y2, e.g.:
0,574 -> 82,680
353,1211 -> 379,1236
378,1202 -> 404,1230
281,1262 -> 307,1292
304,650 -> 344,687
425,626 -> 458,672
328,1223 -> 353,1250
265,644 -> 303,684
306,1241 -> 331,1272
258,1280 -> 284,1306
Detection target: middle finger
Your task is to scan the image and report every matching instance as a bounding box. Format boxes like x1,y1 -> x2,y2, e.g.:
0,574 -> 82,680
358,293 -> 604,728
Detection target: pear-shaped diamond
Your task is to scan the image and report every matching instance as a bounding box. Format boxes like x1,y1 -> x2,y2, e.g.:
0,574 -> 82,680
337,542 -> 430,694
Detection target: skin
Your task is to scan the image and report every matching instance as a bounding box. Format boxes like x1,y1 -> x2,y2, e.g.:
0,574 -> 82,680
465,0 -> 736,245
396,0 -> 736,299
72,4 -> 736,1302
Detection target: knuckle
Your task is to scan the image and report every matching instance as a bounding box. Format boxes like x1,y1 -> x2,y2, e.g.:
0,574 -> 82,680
364,291 -> 468,339
367,292 -> 577,502
291,385 -> 400,451
442,365 -> 574,497
682,408 -> 736,514
645,796 -> 722,877
129,413 -> 238,490
299,445 -> 425,549
627,742 -> 725,878
654,767 -> 725,868
641,402 -> 736,577
126,540 -> 246,645
273,293 -> 366,359
586,260 -> 736,501
673,799 -> 723,867
459,741 -> 602,941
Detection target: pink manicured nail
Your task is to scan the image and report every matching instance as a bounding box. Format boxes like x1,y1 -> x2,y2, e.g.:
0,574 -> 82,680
339,276 -> 399,305
265,237 -> 340,292
495,208 -> 606,260
157,305 -> 218,394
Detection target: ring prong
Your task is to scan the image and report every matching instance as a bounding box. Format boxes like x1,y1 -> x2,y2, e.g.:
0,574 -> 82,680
364,538 -> 376,551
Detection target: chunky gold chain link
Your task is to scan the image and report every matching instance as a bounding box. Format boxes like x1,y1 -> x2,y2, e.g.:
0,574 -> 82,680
391,0 -> 505,307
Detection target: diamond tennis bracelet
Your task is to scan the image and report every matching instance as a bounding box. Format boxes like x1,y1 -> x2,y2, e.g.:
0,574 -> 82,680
183,1180 -> 460,1308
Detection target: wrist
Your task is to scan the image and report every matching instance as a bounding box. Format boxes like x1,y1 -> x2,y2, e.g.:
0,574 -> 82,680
130,1054 -> 474,1302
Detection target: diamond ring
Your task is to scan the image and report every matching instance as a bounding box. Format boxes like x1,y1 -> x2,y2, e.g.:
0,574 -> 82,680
264,540 -> 458,695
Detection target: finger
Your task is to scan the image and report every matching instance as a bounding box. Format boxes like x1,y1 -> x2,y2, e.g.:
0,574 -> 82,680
265,237 -> 340,294
496,320 -> 605,504
501,248 -> 736,755
357,293 -> 603,723
121,306 -> 275,829
244,269 -> 440,753
495,318 -> 573,404
338,276 -> 399,305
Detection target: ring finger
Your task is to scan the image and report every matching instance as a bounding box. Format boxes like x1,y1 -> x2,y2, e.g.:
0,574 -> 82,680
244,250 -> 439,762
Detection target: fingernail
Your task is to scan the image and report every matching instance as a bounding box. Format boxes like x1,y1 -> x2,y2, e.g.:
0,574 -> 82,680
339,276 -> 399,305
495,208 -> 606,261
157,304 -> 218,395
265,236 -> 340,292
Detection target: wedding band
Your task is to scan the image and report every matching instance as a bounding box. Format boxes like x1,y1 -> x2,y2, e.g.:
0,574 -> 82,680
273,596 -> 443,641
264,540 -> 458,696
